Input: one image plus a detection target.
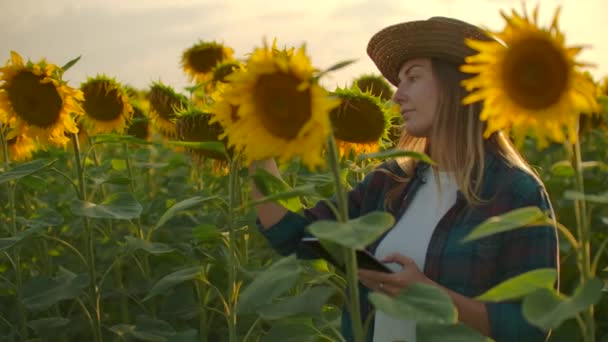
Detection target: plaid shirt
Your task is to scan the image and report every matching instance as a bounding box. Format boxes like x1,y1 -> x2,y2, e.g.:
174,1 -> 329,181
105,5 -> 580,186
258,152 -> 559,342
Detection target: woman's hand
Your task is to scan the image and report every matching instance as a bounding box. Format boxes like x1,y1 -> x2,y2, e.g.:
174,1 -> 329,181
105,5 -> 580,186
357,253 -> 431,297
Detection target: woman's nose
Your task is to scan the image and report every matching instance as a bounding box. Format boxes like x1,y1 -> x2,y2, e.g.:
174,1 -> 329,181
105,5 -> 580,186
392,87 -> 406,105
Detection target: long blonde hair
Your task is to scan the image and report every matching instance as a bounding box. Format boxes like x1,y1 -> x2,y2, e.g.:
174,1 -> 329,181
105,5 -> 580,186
386,58 -> 539,207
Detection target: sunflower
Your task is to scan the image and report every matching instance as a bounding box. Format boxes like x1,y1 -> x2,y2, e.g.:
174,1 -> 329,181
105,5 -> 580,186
126,103 -> 150,140
353,74 -> 394,101
386,102 -> 404,146
181,41 -> 234,84
460,5 -> 598,148
329,87 -> 391,158
80,76 -> 133,135
209,83 -> 240,133
1,132 -> 37,162
217,41 -> 340,169
0,51 -> 83,147
211,60 -> 242,84
175,108 -> 227,160
147,82 -> 189,138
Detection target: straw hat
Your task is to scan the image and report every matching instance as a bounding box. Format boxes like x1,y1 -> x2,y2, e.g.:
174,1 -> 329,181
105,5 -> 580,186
367,17 -> 494,87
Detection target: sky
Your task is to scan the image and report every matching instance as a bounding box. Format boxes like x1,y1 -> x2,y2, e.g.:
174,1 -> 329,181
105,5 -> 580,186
1,0 -> 607,94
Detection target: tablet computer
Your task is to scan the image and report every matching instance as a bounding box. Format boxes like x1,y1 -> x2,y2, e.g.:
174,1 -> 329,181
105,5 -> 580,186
299,237 -> 394,274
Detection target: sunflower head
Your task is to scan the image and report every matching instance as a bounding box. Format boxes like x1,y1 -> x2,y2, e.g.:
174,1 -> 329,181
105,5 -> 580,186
209,83 -> 241,132
181,41 -> 234,83
218,41 -> 340,169
211,60 -> 243,84
0,51 -> 83,147
460,5 -> 598,148
175,108 -> 227,160
126,103 -> 150,140
329,87 -> 391,158
80,75 -> 133,135
352,74 -> 394,101
147,81 -> 189,138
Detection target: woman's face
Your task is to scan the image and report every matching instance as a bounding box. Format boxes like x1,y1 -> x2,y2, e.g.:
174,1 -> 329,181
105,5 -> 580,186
392,58 -> 439,137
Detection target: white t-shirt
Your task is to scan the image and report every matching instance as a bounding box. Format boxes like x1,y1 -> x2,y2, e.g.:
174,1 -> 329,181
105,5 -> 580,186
372,168 -> 458,342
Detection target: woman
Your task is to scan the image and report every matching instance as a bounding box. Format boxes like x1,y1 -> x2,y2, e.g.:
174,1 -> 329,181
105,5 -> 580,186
250,17 -> 558,342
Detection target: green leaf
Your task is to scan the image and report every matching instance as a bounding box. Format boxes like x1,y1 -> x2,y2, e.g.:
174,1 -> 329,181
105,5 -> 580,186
28,317 -> 70,333
307,211 -> 395,249
111,159 -> 127,171
110,325 -> 161,342
27,208 -> 64,227
93,133 -> 153,145
550,161 -> 575,177
357,149 -> 435,164
192,224 -> 222,243
152,196 -> 218,232
0,226 -> 44,252
261,320 -> 318,342
110,317 -> 195,342
476,269 -> 557,302
461,206 -> 548,243
246,185 -> 316,210
20,175 -> 48,190
144,266 -> 206,301
250,168 -> 305,212
417,323 -> 494,342
238,256 -> 301,314
564,190 -> 608,205
315,59 -> 358,79
168,141 -> 226,155
257,286 -> 335,320
88,175 -> 131,186
0,159 -> 55,185
135,162 -> 170,169
523,278 -> 604,330
368,283 -> 458,324
70,192 -> 142,220
124,236 -> 175,255
60,55 -> 81,72
22,267 -> 89,311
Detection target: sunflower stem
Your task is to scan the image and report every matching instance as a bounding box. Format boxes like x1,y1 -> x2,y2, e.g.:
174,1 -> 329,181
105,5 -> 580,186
196,280 -> 209,342
327,135 -> 365,342
227,158 -> 240,342
122,142 -> 157,314
1,128 -> 29,340
72,133 -> 103,342
571,136 -> 595,342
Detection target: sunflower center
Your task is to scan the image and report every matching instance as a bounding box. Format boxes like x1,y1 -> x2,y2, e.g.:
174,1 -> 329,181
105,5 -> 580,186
82,83 -> 123,121
7,71 -> 63,128
189,48 -> 225,74
502,37 -> 569,110
330,98 -> 385,143
254,72 -> 311,140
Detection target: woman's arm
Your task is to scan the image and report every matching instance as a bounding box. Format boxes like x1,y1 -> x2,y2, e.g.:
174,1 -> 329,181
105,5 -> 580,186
358,253 -> 491,337
249,158 -> 288,229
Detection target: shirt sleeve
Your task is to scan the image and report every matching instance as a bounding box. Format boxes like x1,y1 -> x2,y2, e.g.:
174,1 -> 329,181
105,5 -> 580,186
256,163 -> 384,257
485,176 -> 559,342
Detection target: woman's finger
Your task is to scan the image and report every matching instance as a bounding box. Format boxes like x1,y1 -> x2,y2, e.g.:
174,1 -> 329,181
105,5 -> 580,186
382,253 -> 416,267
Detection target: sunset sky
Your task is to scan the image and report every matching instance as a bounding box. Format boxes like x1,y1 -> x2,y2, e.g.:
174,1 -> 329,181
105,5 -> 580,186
2,0 -> 606,93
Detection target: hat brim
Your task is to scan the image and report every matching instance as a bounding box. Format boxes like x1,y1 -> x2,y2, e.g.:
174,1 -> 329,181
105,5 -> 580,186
367,17 -> 492,87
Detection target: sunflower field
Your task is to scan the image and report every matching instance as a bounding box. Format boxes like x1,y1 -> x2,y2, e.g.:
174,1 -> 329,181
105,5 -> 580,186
1,4 -> 607,342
